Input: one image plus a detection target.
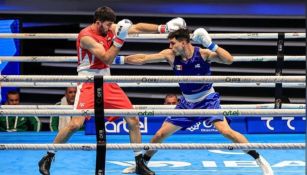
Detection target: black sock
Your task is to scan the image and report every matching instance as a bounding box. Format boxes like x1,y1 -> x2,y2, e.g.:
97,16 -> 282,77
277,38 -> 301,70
47,151 -> 55,156
247,150 -> 260,159
143,154 -> 152,162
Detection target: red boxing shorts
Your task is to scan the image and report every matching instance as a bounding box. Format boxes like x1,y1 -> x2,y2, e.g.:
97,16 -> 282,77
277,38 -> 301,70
74,82 -> 133,121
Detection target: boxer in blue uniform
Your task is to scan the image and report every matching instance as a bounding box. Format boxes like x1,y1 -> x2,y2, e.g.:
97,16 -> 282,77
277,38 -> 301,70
166,45 -> 226,130
123,28 -> 273,175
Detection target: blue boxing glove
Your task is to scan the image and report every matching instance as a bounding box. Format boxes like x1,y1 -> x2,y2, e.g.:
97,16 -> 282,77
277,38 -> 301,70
192,28 -> 218,52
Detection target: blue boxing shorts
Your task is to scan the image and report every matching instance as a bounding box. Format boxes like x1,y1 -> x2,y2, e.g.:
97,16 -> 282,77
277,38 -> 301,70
165,92 -> 230,130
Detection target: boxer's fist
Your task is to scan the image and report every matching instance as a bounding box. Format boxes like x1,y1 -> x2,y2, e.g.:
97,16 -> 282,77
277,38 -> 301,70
158,17 -> 186,33
113,19 -> 133,48
192,28 -> 218,51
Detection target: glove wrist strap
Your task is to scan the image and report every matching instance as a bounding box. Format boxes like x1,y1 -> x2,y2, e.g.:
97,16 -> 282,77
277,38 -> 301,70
112,56 -> 125,65
208,42 -> 218,52
158,25 -> 167,33
113,37 -> 124,48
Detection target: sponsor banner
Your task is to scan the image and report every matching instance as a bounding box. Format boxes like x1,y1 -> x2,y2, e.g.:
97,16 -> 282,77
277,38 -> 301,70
85,116 -> 247,135
247,116 -> 306,133
85,116 -> 164,135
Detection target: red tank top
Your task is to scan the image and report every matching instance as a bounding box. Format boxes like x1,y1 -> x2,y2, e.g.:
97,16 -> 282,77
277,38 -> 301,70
76,26 -> 114,72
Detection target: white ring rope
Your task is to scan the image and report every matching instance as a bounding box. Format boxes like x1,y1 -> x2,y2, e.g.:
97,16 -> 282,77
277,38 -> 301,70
0,104 -> 304,109
0,143 -> 304,150
0,109 -> 304,117
0,82 -> 78,87
212,83 -> 305,88
0,55 -> 305,62
0,75 -> 304,83
138,104 -> 306,109
0,82 -> 304,88
0,56 -> 77,62
232,56 -> 305,62
0,33 -> 305,39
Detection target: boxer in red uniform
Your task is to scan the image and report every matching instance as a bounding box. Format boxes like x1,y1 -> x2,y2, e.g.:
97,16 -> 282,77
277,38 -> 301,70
38,6 -> 186,175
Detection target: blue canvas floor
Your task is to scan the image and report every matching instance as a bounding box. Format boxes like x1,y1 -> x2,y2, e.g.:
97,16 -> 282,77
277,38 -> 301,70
0,132 -> 305,175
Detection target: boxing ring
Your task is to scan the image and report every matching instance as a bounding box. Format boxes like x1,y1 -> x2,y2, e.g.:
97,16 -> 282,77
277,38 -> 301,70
0,32 -> 306,175
0,132 -> 305,175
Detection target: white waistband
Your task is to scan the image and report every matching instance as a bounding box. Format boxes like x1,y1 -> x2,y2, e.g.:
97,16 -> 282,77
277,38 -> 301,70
182,87 -> 215,103
78,68 -> 110,76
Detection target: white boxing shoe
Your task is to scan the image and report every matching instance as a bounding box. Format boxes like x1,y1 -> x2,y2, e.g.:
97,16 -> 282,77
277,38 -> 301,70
122,165 -> 136,174
256,156 -> 274,175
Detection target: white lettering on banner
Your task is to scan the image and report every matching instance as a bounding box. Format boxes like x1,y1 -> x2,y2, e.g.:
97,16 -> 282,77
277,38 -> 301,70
281,117 -> 295,130
108,160 -> 305,168
272,161 -> 305,167
105,122 -> 116,133
202,161 -> 217,167
261,117 -> 274,130
105,117 -> 148,133
259,117 -> 305,131
140,117 -> 148,133
139,118 -> 148,133
224,161 -> 258,167
117,120 -> 130,133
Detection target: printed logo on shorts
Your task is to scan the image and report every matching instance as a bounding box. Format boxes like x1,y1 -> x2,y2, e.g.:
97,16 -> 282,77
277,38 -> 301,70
79,103 -> 85,108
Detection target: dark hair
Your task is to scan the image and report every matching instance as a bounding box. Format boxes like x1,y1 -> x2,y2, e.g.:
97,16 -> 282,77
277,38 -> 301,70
167,28 -> 190,43
65,87 -> 77,93
165,94 -> 178,100
93,6 -> 116,23
6,90 -> 19,98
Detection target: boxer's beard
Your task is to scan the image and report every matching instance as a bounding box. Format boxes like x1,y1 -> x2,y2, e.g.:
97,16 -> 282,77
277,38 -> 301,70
100,30 -> 107,37
99,26 -> 107,36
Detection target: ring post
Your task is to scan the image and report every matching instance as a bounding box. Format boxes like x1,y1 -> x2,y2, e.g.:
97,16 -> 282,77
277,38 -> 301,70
274,33 -> 285,108
94,75 -> 106,175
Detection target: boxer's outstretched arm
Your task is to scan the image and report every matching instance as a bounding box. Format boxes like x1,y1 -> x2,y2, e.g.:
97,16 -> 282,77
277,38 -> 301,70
111,17 -> 186,34
124,49 -> 174,65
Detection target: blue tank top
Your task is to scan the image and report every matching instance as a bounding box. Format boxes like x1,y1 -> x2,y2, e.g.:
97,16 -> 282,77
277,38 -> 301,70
172,47 -> 212,95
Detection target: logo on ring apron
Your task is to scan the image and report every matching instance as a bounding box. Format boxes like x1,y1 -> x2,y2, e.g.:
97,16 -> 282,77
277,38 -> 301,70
105,117 -> 148,134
